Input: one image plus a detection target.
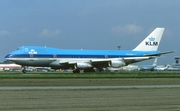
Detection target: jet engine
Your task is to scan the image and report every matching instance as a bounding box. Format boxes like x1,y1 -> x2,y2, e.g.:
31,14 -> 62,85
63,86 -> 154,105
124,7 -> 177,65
109,60 -> 126,68
75,63 -> 92,69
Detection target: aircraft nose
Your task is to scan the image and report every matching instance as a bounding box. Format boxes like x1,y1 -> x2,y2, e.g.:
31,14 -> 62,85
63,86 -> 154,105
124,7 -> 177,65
5,54 -> 12,60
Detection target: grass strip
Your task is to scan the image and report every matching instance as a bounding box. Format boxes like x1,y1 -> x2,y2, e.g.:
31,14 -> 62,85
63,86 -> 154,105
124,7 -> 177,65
0,71 -> 180,79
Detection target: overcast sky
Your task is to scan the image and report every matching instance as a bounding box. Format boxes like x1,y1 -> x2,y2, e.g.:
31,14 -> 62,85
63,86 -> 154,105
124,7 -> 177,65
0,0 -> 179,65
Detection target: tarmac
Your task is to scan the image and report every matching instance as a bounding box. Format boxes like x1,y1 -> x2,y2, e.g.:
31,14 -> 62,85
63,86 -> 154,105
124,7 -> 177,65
0,78 -> 180,111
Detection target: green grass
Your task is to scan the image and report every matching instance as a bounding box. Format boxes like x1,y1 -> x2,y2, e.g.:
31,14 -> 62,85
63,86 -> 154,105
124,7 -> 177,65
0,71 -> 180,79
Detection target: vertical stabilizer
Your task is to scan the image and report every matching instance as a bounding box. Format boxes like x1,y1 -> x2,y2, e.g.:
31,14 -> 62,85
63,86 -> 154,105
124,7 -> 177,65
133,28 -> 165,51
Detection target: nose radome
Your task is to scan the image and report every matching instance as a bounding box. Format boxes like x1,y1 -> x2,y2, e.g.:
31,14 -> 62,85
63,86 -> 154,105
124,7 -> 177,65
5,54 -> 10,58
5,54 -> 13,59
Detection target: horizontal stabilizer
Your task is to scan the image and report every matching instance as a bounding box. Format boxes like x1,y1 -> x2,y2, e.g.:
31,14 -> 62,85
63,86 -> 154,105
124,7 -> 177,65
160,51 -> 175,55
144,51 -> 174,56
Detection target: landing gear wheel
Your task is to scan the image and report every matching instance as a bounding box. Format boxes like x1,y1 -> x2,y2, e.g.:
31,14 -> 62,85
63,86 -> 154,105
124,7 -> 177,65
22,66 -> 27,73
22,69 -> 27,73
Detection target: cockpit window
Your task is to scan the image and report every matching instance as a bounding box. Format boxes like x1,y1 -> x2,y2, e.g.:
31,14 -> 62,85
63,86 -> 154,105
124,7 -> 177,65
16,48 -> 22,50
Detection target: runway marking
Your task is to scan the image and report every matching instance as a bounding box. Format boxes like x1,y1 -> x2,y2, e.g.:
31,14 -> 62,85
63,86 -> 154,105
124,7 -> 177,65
0,85 -> 180,90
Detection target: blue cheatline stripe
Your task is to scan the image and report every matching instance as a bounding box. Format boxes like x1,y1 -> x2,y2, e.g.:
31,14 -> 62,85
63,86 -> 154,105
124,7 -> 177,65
5,54 -> 139,58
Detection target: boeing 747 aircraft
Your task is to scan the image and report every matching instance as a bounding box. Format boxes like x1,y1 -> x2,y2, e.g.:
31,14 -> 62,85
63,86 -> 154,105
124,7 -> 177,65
5,28 -> 173,73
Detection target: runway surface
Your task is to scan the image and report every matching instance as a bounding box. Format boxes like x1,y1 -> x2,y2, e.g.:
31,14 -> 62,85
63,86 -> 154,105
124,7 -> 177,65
1,78 -> 180,111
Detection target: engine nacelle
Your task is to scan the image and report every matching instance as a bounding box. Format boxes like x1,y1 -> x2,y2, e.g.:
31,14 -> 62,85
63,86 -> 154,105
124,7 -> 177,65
75,63 -> 92,69
109,60 -> 126,68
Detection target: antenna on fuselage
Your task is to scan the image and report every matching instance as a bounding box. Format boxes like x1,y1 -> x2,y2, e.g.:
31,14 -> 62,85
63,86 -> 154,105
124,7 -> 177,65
117,46 -> 121,50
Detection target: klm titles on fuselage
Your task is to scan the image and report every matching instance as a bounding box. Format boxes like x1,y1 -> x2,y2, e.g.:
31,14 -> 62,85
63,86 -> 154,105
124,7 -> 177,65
145,37 -> 158,46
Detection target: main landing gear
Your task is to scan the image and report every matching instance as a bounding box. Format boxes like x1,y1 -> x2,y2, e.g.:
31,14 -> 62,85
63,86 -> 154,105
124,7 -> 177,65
84,68 -> 95,73
73,69 -> 80,73
22,66 -> 27,73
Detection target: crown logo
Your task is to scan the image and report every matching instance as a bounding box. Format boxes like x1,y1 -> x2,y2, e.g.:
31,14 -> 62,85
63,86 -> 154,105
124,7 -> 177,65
29,49 -> 37,54
149,37 -> 155,41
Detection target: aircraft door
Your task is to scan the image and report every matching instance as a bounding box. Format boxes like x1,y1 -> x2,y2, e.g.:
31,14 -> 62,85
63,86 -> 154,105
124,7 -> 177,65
30,54 -> 34,60
53,54 -> 57,60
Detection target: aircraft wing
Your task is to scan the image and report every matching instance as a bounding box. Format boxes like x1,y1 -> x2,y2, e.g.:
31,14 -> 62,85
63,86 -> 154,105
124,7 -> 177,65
123,56 -> 156,65
91,57 -> 155,67
58,57 -> 157,68
57,54 -> 161,69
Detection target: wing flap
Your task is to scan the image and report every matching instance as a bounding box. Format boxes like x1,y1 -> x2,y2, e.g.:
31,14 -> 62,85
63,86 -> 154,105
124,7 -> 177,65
91,59 -> 111,67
